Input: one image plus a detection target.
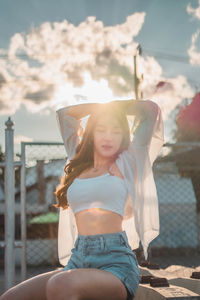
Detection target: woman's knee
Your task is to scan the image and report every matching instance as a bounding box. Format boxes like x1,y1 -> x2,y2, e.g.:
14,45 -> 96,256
46,270 -> 79,299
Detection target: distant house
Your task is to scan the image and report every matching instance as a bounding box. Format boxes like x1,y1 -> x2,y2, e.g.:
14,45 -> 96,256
0,158 -> 66,214
0,158 -> 66,266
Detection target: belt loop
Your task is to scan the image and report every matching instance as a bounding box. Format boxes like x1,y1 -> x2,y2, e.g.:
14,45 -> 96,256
100,236 -> 104,250
120,234 -> 127,246
120,235 -> 123,245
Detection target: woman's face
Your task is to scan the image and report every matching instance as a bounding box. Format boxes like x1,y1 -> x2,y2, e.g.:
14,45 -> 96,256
93,114 -> 123,158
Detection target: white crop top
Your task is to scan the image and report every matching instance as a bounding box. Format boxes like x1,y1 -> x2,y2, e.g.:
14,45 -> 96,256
67,172 -> 128,217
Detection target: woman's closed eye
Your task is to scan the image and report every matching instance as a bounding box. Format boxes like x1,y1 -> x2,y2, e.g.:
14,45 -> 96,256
96,129 -> 121,134
113,131 -> 122,134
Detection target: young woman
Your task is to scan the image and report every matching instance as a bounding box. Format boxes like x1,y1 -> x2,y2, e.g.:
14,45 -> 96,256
1,99 -> 164,300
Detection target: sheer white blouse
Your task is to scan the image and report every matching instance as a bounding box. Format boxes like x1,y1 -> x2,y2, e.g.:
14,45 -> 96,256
56,100 -> 165,266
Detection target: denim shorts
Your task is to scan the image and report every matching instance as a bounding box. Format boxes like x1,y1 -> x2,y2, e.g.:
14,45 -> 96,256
62,230 -> 140,300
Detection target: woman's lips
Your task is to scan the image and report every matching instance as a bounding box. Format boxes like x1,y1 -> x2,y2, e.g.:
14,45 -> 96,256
102,145 -> 112,150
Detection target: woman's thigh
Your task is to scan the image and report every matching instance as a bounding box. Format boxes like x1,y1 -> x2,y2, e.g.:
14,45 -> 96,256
46,268 -> 128,300
0,268 -> 63,300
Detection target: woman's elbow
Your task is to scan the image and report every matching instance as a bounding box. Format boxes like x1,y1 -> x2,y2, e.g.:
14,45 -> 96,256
145,100 -> 160,117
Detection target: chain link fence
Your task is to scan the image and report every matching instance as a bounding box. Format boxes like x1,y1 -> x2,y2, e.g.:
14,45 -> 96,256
147,142 -> 200,265
1,141 -> 200,281
14,142 -> 66,277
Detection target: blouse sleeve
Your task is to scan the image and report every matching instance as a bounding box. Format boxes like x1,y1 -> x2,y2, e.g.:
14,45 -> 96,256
125,100 -> 165,260
56,106 -> 81,266
56,106 -> 82,160
127,100 -> 165,165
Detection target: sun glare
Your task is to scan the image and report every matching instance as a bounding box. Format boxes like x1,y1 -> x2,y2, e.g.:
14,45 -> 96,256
52,71 -> 116,108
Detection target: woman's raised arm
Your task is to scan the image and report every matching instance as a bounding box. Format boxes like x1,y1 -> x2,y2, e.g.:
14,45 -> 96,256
58,99 -> 154,120
61,102 -> 103,120
125,99 -> 164,165
57,98 -> 153,120
112,98 -> 158,119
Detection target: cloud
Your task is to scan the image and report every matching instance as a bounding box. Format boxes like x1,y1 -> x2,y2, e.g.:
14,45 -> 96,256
25,84 -> 55,102
0,73 -> 6,88
187,29 -> 200,65
0,12 -> 195,143
187,0 -> 200,19
137,55 -> 194,115
187,1 -> 200,65
0,13 -> 146,114
134,54 -> 194,141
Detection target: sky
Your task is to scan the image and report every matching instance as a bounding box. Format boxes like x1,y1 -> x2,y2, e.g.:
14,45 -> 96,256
0,0 -> 200,154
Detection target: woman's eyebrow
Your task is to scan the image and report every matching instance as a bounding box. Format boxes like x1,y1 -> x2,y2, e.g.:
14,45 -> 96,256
96,124 -> 121,129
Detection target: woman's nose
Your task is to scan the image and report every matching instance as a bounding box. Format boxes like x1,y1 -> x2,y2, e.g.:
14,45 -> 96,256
103,131 -> 113,140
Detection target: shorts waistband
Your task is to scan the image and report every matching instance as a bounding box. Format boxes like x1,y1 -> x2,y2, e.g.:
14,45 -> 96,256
74,230 -> 129,249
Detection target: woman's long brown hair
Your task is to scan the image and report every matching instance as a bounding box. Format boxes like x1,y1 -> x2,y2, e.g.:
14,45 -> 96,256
53,103 -> 131,210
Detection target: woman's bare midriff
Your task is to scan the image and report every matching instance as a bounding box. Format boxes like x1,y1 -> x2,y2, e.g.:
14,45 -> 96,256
75,208 -> 123,235
74,162 -> 124,235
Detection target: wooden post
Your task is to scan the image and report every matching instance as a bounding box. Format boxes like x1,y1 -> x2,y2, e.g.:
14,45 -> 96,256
133,44 -> 143,100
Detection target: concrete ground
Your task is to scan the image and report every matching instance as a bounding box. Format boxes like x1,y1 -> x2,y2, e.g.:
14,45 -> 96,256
1,254 -> 200,296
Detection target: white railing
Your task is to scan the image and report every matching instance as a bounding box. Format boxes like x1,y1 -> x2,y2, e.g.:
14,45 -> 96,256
0,117 -> 26,290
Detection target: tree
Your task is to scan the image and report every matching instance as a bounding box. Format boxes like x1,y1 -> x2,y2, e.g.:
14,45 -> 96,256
173,92 -> 200,213
0,145 -> 5,183
175,92 -> 200,141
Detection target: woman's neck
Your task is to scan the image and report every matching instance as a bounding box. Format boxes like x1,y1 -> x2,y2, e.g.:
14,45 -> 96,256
93,156 -> 116,170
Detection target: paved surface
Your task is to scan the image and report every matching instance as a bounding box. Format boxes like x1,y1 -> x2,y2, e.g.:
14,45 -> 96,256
1,254 -> 200,296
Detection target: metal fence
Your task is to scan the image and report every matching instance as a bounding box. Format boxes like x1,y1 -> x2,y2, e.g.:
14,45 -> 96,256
16,141 -> 200,268
148,142 -> 200,261
1,130 -> 200,291
20,142 -> 66,270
